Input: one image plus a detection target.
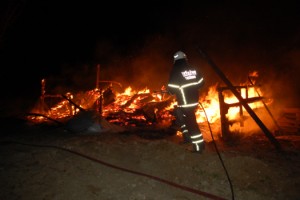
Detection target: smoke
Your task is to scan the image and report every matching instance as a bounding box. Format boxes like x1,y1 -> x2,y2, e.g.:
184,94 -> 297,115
92,35 -> 178,92
42,0 -> 300,115
261,50 -> 300,112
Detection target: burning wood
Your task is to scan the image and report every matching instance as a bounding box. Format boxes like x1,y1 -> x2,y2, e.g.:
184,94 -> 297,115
198,48 -> 281,151
27,64 -> 285,144
27,79 -> 271,139
27,84 -> 176,130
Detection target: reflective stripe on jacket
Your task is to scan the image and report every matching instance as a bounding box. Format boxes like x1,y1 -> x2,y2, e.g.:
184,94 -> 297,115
168,78 -> 203,107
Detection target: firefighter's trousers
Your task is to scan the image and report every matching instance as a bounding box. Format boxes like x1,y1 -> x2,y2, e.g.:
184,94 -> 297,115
174,106 -> 202,143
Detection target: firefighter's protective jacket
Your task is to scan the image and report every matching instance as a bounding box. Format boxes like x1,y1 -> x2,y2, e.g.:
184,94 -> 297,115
167,59 -> 204,107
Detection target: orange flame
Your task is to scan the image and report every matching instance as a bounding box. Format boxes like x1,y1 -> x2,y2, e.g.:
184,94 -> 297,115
28,70 -> 270,136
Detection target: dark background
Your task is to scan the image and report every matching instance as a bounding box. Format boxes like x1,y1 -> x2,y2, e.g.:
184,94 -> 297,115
0,0 -> 299,114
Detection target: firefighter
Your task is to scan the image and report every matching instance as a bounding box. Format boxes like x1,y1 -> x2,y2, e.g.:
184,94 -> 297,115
167,51 -> 205,153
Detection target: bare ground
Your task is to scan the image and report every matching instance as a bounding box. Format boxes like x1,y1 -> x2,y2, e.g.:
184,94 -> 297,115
0,117 -> 300,200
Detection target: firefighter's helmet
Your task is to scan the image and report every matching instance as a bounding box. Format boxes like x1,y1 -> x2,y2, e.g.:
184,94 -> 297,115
173,51 -> 187,61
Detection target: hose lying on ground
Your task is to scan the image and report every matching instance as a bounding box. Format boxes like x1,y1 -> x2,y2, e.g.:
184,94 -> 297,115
0,140 -> 228,200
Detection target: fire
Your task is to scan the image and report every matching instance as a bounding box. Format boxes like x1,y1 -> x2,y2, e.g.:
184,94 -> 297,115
195,70 -> 269,134
226,87 -> 264,120
103,86 -> 152,113
196,84 -> 221,123
196,84 -> 266,123
28,70 -> 270,136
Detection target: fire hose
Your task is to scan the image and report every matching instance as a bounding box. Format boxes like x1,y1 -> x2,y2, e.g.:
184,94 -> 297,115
199,102 -> 235,200
24,102 -> 233,199
13,68 -> 233,198
0,140 -> 228,200
154,87 -> 234,198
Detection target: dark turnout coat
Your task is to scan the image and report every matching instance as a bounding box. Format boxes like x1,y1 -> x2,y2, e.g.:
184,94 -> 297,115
167,59 -> 204,107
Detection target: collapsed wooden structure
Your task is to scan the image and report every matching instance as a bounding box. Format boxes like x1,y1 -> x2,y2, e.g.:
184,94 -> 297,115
198,48 -> 282,151
217,85 -> 264,137
28,53 -> 296,151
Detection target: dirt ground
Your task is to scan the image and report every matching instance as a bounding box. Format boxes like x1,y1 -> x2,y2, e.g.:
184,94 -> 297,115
0,116 -> 300,200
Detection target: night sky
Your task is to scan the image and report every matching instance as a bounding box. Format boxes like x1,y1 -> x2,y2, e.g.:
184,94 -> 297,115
1,0 -> 300,112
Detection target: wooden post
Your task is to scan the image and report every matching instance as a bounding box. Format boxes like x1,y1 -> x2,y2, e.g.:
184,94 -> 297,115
217,88 -> 229,138
238,88 -> 244,127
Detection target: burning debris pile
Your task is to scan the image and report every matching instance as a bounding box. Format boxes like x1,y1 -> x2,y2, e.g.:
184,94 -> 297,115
28,84 -> 175,127
26,69 -> 277,141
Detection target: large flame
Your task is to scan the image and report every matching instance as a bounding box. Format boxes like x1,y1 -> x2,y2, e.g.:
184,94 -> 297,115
28,71 -> 270,136
198,84 -> 265,121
